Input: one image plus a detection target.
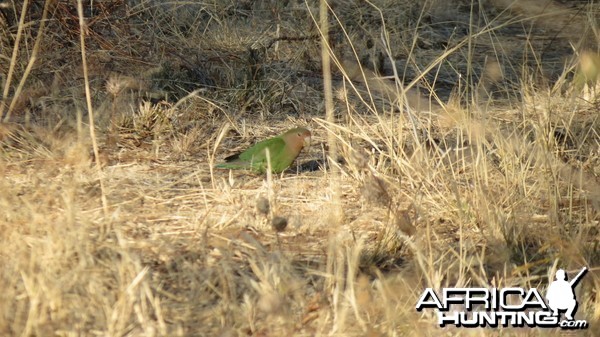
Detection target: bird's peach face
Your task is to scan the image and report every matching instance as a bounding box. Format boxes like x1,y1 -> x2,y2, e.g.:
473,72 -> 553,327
298,130 -> 311,148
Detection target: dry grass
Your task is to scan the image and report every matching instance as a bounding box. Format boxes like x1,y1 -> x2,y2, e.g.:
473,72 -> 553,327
1,0 -> 599,336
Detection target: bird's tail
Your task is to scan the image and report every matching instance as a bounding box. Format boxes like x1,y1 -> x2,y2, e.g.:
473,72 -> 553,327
215,163 -> 238,169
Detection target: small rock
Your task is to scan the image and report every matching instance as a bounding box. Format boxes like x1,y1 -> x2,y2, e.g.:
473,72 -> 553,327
271,216 -> 288,232
256,196 -> 270,215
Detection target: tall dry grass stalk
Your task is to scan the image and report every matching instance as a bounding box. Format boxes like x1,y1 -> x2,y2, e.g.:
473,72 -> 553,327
319,0 -> 343,228
77,0 -> 109,219
1,0 -> 49,122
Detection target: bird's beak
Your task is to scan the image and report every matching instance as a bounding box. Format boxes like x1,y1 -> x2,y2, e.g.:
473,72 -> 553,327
303,135 -> 311,148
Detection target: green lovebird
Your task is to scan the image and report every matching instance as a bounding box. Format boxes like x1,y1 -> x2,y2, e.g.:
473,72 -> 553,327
216,127 -> 311,173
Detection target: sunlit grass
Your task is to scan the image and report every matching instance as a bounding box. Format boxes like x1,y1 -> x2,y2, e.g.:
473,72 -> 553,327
0,0 -> 598,336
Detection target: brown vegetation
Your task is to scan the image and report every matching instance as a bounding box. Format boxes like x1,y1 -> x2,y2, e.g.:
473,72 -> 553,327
0,0 -> 599,336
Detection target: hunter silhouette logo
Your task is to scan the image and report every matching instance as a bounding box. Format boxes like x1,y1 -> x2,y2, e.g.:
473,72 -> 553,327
546,267 -> 587,321
416,266 -> 589,329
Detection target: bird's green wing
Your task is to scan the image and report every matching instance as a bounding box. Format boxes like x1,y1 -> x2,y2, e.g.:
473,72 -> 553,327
238,137 -> 286,165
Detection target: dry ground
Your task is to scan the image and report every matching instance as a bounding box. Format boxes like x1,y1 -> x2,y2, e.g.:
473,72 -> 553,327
1,0 -> 599,336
